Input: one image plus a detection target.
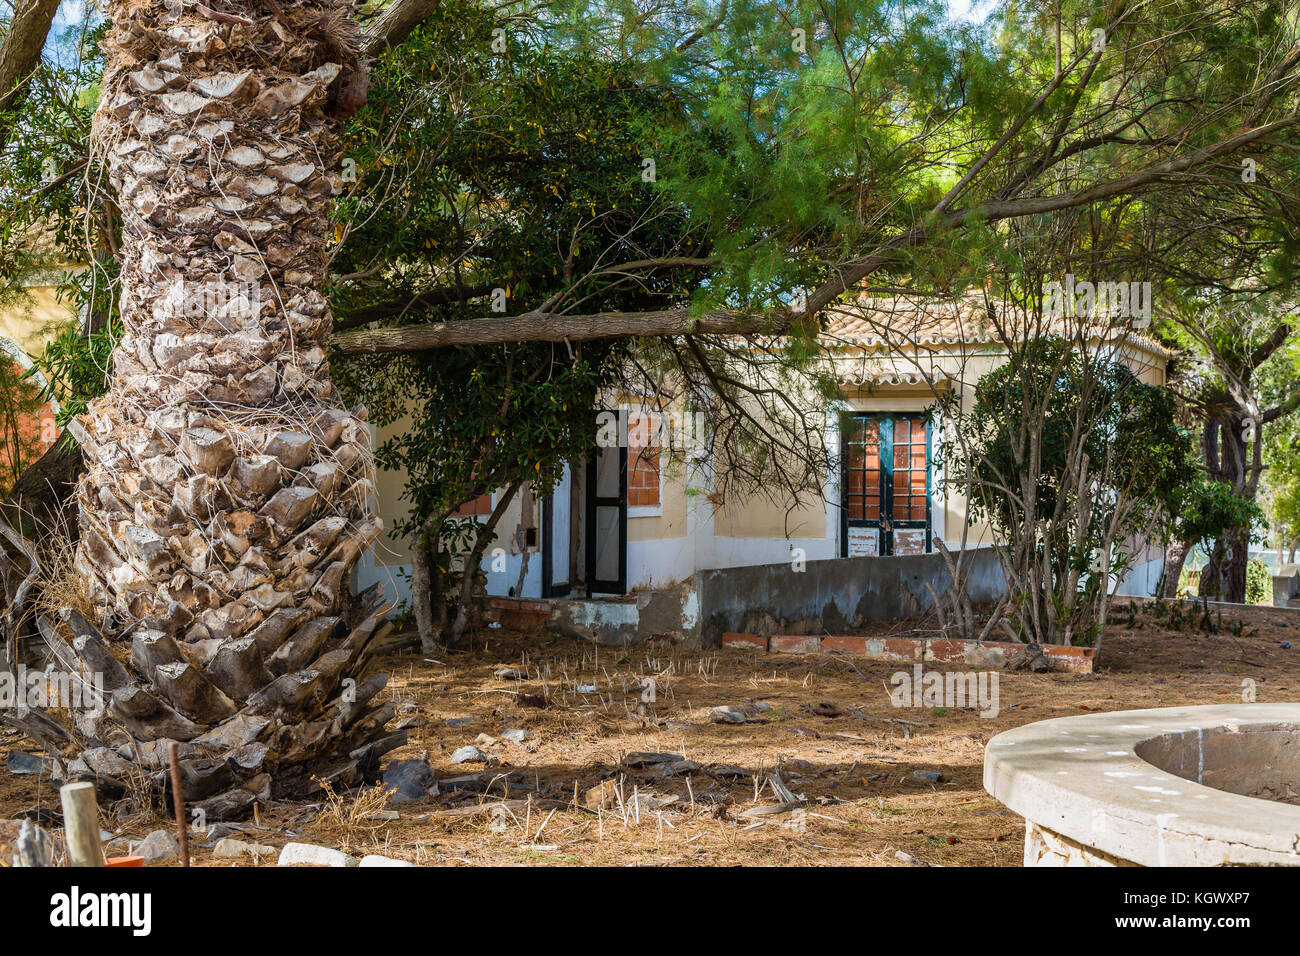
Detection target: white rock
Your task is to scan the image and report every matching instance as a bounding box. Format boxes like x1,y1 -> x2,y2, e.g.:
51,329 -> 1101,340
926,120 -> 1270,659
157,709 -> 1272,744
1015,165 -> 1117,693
134,829 -> 179,862
193,70 -> 255,100
160,91 -> 211,115
213,837 -> 277,860
450,746 -> 487,764
277,842 -> 358,867
358,855 -> 415,867
711,705 -> 747,724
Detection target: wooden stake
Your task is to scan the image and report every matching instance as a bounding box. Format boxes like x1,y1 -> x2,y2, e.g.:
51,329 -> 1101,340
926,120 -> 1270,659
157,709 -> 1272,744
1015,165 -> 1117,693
59,782 -> 102,867
168,741 -> 190,867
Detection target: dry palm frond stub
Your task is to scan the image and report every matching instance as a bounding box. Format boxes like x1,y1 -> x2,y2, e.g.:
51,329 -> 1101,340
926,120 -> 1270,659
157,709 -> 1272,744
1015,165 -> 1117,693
1007,643 -> 1051,673
12,0 -> 401,819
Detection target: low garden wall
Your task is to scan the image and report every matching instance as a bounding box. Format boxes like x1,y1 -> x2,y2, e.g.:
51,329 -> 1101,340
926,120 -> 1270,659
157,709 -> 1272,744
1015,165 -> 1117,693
696,547 -> 1006,646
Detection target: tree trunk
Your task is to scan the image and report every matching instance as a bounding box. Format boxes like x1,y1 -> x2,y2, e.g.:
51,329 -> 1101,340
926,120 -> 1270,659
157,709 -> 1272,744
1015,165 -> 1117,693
1200,540 -> 1225,600
449,481 -> 521,645
59,1 -> 396,817
359,0 -> 441,55
0,0 -> 62,152
1223,526 -> 1249,604
1162,539 -> 1192,599
1,439 -> 81,542
410,515 -> 441,655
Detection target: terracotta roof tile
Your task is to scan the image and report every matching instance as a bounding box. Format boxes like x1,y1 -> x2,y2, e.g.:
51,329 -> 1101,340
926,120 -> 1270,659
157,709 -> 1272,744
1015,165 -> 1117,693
823,293 -> 1173,357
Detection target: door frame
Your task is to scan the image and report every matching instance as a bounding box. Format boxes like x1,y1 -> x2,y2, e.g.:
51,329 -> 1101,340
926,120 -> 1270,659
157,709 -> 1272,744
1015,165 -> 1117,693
840,412 -> 932,557
541,472 -> 572,598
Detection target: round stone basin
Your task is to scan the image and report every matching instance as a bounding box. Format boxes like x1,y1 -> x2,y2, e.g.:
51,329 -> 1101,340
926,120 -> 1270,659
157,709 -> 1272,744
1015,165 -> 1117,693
984,704 -> 1300,866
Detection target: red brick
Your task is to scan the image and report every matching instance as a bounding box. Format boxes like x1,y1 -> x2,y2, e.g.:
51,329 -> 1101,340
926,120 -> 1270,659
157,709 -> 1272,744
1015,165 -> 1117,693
486,595 -> 551,616
454,493 -> 493,516
722,632 -> 767,651
881,637 -> 925,661
925,639 -> 969,663
629,487 -> 659,507
488,597 -> 550,613
769,635 -> 822,654
1041,645 -> 1095,674
499,610 -> 550,632
821,635 -> 869,655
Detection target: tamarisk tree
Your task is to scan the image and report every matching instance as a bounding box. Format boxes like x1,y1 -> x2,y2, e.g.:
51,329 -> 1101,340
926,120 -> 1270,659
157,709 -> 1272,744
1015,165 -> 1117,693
15,0 -> 402,818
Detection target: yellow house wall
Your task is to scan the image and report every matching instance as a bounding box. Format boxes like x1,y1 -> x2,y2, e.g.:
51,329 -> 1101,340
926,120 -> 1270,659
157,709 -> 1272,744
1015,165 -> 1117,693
629,454 -> 688,542
370,416 -> 416,569
364,336 -> 1170,572
711,339 -> 1167,545
0,284 -> 75,355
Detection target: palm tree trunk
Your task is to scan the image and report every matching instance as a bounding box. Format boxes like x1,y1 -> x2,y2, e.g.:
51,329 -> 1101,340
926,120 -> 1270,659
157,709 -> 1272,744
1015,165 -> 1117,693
62,0 -> 397,817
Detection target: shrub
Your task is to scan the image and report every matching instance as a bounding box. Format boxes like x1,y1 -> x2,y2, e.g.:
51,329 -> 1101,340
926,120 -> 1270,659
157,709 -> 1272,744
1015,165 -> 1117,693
1246,559 -> 1272,606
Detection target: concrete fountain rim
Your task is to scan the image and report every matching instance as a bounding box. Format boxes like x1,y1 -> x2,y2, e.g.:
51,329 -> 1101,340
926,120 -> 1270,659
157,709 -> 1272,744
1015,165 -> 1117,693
984,703 -> 1300,866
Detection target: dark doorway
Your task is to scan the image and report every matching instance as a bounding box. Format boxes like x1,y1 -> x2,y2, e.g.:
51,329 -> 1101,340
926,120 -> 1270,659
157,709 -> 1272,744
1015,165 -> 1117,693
585,418 -> 627,594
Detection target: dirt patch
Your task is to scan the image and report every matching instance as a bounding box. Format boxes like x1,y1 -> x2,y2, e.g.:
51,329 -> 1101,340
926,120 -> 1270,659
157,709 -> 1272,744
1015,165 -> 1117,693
3,600 -> 1298,866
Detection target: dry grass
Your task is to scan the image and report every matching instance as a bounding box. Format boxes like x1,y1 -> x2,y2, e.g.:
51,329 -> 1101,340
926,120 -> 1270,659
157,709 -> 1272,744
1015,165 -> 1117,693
3,599 -> 1299,866
315,779 -> 398,853
28,509 -> 94,626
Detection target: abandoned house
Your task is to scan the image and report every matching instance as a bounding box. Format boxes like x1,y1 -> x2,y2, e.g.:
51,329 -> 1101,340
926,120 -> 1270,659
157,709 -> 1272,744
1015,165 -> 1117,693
359,294 -> 1173,644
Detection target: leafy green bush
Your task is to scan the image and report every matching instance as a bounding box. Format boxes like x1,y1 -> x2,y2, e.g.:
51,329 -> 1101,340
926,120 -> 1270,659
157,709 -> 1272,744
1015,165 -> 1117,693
1246,559 -> 1272,606
1176,481 -> 1264,557
957,336 -> 1200,644
32,319 -> 117,434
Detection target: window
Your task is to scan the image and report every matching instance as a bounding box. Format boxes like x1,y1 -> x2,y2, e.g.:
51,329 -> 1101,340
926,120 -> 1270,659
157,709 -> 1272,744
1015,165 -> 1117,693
454,494 -> 493,517
628,440 -> 661,510
891,417 -> 929,522
844,417 -> 882,522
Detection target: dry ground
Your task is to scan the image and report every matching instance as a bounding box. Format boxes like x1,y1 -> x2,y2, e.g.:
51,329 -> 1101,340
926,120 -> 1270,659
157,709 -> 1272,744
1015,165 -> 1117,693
3,600 -> 1299,867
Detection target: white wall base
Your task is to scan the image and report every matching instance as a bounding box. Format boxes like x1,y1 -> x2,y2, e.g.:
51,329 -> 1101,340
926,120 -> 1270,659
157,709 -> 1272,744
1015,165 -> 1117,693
627,536 -> 693,590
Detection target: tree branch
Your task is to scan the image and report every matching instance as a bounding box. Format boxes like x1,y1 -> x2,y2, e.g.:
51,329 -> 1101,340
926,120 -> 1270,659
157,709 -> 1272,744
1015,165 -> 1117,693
0,0 -> 61,151
1249,321 -> 1292,370
360,0 -> 441,57
333,118 -> 1300,356
331,307 -> 788,354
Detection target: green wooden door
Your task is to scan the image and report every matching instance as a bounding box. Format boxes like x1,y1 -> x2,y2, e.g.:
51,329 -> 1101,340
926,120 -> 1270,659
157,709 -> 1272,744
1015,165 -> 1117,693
840,413 -> 932,557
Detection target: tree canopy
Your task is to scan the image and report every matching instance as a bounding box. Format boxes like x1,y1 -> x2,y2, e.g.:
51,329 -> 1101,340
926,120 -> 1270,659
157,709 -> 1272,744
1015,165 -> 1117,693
0,0 -> 1298,621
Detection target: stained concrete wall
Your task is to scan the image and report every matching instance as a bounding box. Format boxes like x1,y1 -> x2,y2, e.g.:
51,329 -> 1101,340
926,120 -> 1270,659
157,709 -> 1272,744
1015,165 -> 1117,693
696,547 -> 1005,646
549,580 -> 701,646
1274,568 -> 1300,608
